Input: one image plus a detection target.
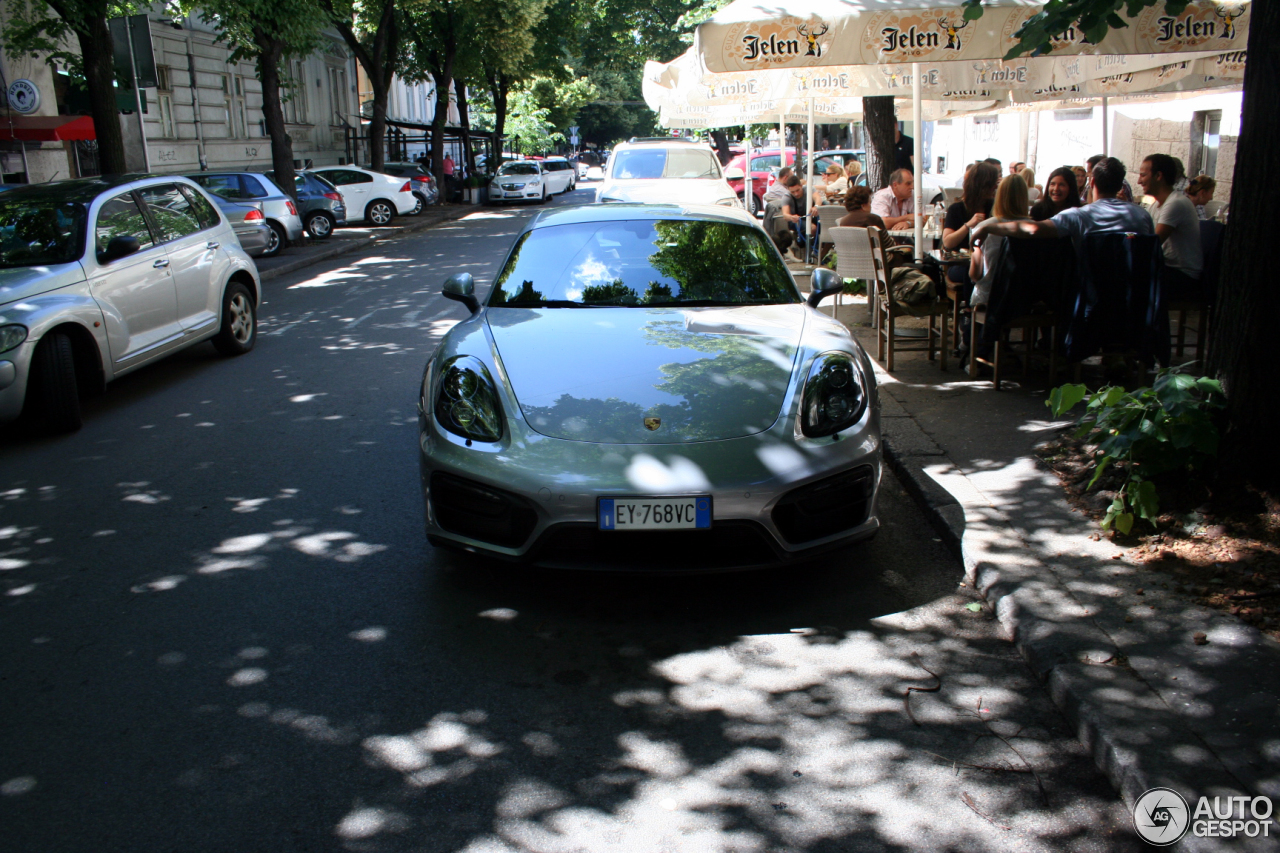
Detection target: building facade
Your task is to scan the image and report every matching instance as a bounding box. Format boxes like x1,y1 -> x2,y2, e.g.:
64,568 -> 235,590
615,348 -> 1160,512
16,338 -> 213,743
1,5 -> 362,183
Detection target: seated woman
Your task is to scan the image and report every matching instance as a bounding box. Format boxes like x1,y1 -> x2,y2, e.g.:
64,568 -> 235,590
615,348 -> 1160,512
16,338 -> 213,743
970,174 -> 1031,310
1020,167 -> 1042,201
1030,167 -> 1082,221
1186,174 -> 1216,219
942,161 -> 999,290
818,162 -> 848,201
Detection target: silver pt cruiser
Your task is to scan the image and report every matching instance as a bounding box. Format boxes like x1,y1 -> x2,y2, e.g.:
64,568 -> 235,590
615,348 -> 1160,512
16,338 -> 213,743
0,175 -> 259,432
418,203 -> 882,571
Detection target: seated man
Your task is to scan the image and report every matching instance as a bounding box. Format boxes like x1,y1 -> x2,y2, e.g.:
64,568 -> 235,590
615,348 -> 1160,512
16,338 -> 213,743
1138,153 -> 1203,300
870,169 -> 921,232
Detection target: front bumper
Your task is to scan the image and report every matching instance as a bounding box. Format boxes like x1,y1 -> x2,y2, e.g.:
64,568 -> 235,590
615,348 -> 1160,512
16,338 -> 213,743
419,407 -> 882,571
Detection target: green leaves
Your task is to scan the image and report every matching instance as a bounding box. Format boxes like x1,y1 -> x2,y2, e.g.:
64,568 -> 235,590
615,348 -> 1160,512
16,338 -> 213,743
1048,367 -> 1224,535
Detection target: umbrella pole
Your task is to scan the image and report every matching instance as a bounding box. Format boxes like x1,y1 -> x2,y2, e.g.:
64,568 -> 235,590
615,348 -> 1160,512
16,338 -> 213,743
1102,96 -> 1109,156
912,62 -> 923,261
806,97 -> 815,264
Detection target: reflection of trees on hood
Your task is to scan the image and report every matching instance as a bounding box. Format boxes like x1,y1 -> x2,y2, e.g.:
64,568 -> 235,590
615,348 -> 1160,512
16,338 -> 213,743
647,221 -> 791,303
522,394 -> 646,443
643,319 -> 794,440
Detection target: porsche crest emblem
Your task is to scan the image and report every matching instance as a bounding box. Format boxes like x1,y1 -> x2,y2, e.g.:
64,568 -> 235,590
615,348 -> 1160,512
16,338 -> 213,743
643,417 -> 661,431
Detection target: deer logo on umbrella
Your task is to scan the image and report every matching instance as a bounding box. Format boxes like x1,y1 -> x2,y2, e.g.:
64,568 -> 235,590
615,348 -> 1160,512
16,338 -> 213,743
937,16 -> 970,50
797,22 -> 829,57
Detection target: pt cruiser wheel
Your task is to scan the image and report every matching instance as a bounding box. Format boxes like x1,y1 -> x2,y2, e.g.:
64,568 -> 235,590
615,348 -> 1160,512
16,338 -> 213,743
213,283 -> 256,356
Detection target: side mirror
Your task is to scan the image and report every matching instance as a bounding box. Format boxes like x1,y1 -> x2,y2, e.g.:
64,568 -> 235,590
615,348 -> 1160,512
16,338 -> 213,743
442,273 -> 479,314
723,167 -> 745,181
806,267 -> 844,307
98,235 -> 141,264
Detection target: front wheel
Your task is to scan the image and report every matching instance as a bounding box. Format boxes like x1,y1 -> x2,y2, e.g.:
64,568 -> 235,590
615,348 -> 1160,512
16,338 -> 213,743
261,221 -> 287,257
212,282 -> 256,356
29,331 -> 82,433
366,200 -> 395,226
305,212 -> 334,239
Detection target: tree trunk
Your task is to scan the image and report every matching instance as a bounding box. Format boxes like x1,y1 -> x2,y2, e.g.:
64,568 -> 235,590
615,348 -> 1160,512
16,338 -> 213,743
709,130 -> 731,165
863,96 -> 897,191
75,18 -> 126,174
1205,0 -> 1280,488
457,79 -> 474,177
254,29 -> 297,201
428,49 -> 456,191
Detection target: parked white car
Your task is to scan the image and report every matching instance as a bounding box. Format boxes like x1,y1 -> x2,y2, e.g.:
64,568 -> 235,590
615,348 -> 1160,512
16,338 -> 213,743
487,160 -> 572,205
309,166 -> 417,225
0,176 -> 259,432
596,137 -> 743,207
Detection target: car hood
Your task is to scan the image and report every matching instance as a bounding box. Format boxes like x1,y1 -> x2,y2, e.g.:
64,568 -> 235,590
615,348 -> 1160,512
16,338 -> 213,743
487,305 -> 805,444
599,180 -> 736,206
0,262 -> 87,306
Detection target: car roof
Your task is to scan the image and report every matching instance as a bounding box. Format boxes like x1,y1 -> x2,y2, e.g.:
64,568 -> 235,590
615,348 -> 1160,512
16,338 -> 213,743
523,202 -> 755,232
0,174 -> 196,204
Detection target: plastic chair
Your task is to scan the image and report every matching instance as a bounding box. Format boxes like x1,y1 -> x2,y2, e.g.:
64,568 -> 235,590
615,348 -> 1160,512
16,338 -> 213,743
829,225 -> 885,320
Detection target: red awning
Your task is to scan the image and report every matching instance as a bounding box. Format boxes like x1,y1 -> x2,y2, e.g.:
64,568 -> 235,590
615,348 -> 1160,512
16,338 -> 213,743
0,115 -> 97,142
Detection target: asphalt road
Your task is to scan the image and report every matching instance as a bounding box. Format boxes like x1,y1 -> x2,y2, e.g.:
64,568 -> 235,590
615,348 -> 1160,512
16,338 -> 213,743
0,185 -> 1141,852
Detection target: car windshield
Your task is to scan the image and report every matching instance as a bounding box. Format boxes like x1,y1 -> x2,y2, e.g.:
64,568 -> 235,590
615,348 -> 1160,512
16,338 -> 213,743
611,148 -> 721,180
489,219 -> 798,308
498,163 -> 539,177
0,196 -> 86,268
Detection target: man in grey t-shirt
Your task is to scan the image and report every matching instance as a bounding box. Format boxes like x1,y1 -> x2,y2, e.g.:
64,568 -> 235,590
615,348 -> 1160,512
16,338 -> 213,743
1138,153 -> 1203,300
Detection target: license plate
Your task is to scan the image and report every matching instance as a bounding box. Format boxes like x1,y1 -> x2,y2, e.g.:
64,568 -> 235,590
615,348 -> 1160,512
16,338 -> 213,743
598,497 -> 711,531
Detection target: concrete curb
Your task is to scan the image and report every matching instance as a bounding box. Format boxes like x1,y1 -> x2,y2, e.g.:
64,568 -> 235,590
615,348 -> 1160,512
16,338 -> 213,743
257,205 -> 475,283
877,385 -> 1276,852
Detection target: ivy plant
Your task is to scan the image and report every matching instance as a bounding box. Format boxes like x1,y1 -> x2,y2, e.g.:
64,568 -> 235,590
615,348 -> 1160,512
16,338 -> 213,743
1047,368 -> 1224,534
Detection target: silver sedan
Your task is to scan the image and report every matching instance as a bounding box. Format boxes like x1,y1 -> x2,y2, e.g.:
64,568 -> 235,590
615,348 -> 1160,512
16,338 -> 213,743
417,203 -> 881,571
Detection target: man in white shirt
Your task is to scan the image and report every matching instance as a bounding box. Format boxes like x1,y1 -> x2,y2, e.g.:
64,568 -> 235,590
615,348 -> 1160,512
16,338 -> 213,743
870,169 -> 919,231
1138,153 -> 1203,300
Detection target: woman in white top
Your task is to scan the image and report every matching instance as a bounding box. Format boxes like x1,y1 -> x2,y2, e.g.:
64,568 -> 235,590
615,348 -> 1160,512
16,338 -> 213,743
970,174 -> 1031,309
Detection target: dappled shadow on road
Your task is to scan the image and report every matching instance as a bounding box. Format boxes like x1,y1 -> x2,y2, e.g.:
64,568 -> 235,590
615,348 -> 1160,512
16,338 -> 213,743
848,323 -> 1280,821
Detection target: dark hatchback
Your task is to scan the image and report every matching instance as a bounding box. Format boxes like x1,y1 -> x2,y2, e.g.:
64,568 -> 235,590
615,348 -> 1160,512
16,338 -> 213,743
266,170 -> 348,240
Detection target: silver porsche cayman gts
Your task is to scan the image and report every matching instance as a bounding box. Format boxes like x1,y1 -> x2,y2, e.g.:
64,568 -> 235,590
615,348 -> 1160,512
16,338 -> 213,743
418,203 -> 882,570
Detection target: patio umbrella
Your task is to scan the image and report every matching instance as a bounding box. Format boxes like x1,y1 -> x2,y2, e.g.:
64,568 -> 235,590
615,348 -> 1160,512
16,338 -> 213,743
691,0 -> 1251,253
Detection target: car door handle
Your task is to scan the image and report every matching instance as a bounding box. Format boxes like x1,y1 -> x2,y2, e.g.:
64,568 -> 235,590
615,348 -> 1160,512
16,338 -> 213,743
153,259 -> 170,268
207,241 -> 220,249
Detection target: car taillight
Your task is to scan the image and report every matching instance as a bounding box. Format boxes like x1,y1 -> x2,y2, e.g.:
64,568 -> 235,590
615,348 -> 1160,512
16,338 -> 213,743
400,182 -> 412,192
323,192 -> 341,202
244,209 -> 264,221
286,200 -> 297,215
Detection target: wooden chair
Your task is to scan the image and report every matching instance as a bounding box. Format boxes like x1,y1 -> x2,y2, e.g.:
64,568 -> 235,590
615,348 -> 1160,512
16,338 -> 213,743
874,259 -> 949,373
829,226 -> 886,320
1169,220 -> 1223,360
969,239 -> 1073,390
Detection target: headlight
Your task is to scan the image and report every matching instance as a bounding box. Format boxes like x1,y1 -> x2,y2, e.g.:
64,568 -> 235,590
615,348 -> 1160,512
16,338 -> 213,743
0,324 -> 28,354
434,355 -> 504,442
800,352 -> 868,438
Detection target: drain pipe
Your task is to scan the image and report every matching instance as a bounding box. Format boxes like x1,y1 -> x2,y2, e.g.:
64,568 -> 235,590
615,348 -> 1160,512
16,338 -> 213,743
185,29 -> 208,169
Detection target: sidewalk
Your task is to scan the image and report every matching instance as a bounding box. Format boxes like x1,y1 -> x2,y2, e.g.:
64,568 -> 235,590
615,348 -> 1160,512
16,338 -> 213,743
823,296 -> 1280,851
253,203 -> 477,282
